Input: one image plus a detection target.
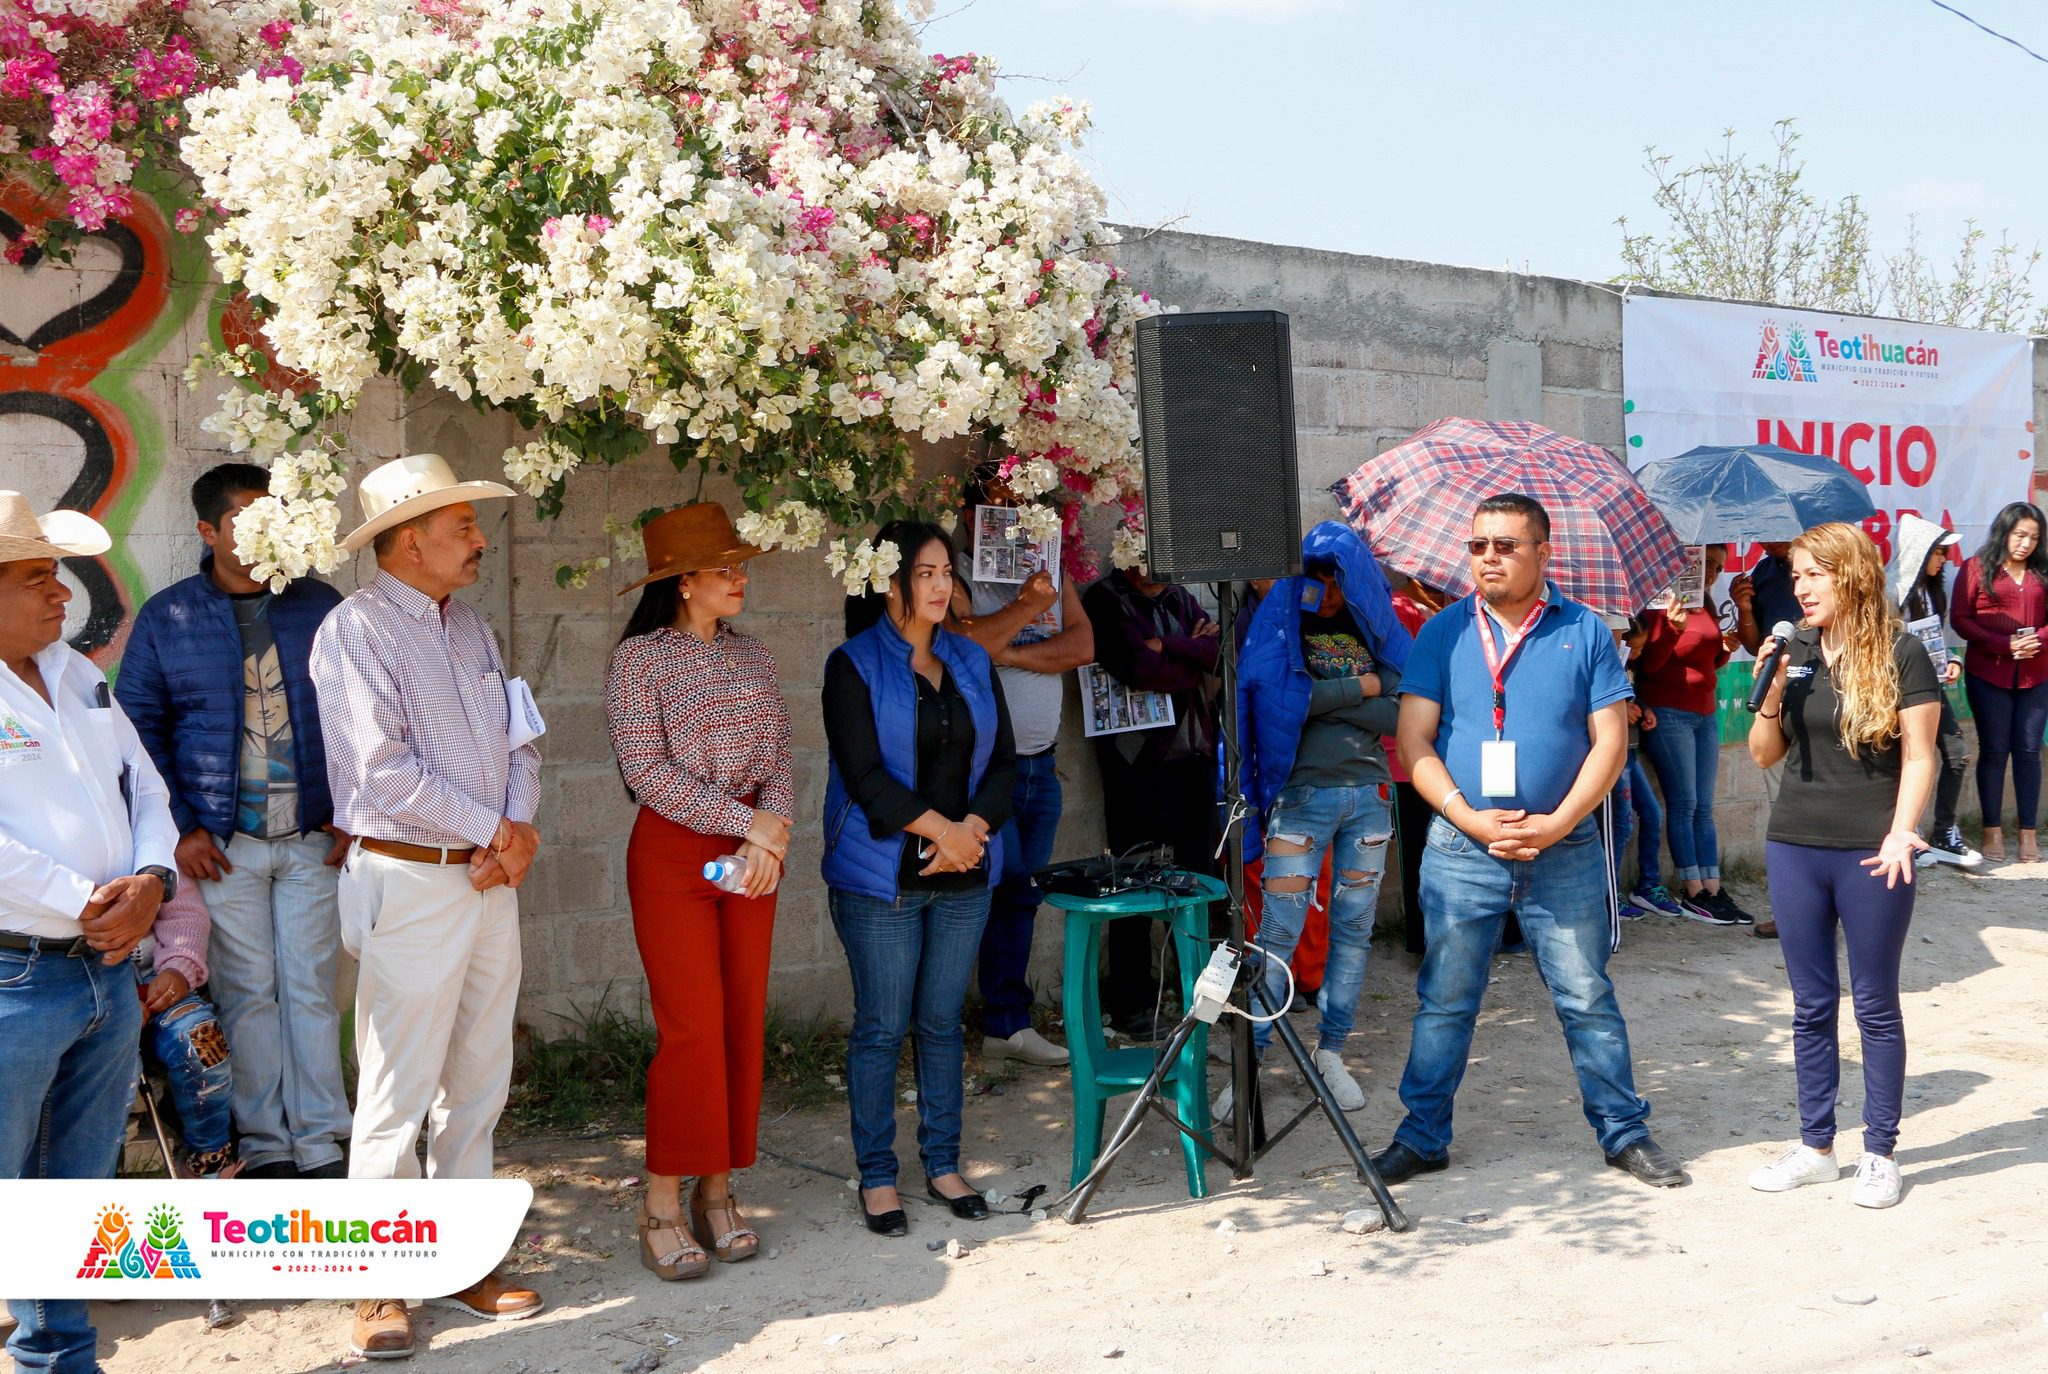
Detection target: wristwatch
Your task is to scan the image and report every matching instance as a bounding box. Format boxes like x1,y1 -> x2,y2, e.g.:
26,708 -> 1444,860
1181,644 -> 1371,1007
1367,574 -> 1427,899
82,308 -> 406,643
138,864 -> 178,903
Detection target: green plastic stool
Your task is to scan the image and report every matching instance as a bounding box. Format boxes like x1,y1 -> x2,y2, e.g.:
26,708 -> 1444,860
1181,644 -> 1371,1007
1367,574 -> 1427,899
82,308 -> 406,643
1047,873 -> 1227,1198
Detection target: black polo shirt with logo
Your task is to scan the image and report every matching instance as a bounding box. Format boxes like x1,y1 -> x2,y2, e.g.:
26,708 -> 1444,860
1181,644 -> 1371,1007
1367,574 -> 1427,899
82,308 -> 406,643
1767,628 -> 1942,850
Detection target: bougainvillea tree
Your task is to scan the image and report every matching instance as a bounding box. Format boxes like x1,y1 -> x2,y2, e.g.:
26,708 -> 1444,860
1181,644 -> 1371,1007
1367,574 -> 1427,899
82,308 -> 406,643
0,0 -> 291,253
176,0 -> 1157,590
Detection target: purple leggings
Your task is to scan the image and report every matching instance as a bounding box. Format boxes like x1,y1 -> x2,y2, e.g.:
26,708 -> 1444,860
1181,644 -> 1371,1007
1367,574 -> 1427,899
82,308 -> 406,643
1765,841 -> 1915,1156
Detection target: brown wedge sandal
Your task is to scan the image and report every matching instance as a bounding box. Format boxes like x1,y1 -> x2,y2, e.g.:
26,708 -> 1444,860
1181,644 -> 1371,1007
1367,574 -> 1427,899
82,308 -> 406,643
690,1184 -> 760,1263
639,1210 -> 710,1281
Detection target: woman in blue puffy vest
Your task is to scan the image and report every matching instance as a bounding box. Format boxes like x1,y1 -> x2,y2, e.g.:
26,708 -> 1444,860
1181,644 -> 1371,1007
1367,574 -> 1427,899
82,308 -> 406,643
821,519 -> 1017,1237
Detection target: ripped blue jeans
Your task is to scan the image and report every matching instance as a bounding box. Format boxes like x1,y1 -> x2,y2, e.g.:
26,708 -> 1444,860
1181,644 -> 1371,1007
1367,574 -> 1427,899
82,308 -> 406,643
146,984 -> 234,1157
1252,782 -> 1392,1054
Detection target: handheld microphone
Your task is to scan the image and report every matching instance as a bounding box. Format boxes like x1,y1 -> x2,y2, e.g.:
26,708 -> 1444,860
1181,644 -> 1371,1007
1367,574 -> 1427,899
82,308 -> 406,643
1745,620 -> 1798,713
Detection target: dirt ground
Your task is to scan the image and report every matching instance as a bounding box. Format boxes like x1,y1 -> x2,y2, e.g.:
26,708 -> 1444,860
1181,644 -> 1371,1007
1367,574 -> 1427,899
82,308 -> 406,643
80,857 -> 2048,1374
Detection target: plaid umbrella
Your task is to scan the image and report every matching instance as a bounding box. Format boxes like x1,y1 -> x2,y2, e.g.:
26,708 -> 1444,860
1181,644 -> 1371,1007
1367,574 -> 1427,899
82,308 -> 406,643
1329,417 -> 1688,617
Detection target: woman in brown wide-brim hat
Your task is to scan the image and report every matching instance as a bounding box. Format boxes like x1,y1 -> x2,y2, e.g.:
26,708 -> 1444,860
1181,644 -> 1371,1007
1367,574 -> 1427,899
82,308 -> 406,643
603,503 -> 792,1278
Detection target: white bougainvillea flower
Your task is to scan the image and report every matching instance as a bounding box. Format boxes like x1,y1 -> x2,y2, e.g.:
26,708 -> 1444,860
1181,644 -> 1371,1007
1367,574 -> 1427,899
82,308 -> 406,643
183,0 -> 1163,584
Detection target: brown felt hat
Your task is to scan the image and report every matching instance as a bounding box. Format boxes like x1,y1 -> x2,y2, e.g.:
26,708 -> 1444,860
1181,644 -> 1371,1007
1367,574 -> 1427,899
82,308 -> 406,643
617,503 -> 768,594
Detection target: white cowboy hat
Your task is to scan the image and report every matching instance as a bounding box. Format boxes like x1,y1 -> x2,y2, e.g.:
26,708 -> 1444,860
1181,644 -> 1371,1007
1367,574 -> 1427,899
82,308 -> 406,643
341,454 -> 518,554
0,490 -> 112,564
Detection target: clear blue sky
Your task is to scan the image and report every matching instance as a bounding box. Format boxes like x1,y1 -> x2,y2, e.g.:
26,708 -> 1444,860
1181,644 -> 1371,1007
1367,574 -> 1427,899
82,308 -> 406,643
921,0 -> 2048,283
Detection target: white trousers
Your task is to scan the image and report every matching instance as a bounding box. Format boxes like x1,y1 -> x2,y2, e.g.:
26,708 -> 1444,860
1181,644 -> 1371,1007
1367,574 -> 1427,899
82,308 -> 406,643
338,846 -> 520,1181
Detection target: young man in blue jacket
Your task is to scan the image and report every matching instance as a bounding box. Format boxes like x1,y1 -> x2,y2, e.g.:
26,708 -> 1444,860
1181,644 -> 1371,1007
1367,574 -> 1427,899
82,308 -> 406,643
115,463 -> 350,1179
1230,522 -> 1413,1114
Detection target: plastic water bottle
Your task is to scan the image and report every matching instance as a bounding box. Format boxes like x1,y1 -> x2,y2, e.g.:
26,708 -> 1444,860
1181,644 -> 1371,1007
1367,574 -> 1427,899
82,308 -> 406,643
704,856 -> 748,892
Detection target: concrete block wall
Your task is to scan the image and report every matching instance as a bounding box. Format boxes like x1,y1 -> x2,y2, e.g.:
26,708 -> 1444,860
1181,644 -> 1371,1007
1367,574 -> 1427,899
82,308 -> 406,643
9,200 -> 2044,1029
1111,231 -> 2048,889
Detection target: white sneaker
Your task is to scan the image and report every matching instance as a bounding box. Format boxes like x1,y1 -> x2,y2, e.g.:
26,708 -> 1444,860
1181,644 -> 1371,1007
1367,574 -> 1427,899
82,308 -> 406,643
1747,1144 -> 1842,1192
982,1027 -> 1070,1067
1313,1048 -> 1366,1112
1851,1153 -> 1902,1209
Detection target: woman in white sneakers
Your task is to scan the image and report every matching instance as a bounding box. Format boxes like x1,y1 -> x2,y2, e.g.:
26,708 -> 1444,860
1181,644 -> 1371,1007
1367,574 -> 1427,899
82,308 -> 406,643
1745,523 -> 1940,1208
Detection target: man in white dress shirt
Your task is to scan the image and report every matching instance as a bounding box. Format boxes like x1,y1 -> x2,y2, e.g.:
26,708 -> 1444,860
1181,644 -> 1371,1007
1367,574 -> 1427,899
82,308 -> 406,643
310,455 -> 544,1360
0,491 -> 179,1374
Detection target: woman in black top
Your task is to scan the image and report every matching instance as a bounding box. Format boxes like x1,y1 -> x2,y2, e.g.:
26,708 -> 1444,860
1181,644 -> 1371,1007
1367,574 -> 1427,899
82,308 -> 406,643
820,520 -> 1016,1236
1745,523 -> 1939,1210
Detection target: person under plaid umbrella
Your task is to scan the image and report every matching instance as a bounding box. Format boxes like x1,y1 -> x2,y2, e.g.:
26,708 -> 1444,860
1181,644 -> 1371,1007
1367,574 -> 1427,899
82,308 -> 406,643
1330,417 -> 1687,619
1367,491 -> 1690,1192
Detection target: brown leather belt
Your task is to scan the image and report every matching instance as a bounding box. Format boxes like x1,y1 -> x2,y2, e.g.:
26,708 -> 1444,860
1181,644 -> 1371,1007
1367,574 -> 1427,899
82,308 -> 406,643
359,837 -> 477,865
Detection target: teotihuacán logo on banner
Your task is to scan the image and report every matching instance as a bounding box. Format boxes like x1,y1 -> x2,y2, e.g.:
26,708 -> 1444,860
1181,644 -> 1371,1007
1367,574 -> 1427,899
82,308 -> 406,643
0,1180 -> 533,1298
77,1204 -> 202,1280
1751,320 -> 1819,383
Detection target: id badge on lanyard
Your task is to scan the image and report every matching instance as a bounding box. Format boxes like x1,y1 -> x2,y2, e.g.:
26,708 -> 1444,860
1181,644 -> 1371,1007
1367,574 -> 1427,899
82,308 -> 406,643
1475,598 -> 1545,798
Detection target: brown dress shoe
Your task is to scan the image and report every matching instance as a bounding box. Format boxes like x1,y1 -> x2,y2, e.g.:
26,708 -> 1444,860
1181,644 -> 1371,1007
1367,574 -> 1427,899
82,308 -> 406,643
1752,919 -> 1779,940
426,1272 -> 543,1322
350,1299 -> 415,1360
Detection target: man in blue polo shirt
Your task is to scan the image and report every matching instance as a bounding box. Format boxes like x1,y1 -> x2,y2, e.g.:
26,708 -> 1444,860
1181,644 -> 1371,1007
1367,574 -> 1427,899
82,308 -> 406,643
1370,493 -> 1688,1190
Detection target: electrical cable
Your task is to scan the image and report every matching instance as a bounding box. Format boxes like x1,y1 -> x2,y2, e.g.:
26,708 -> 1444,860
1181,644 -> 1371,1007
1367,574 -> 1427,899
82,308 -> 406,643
1926,0 -> 2048,65
1226,938 -> 1296,1025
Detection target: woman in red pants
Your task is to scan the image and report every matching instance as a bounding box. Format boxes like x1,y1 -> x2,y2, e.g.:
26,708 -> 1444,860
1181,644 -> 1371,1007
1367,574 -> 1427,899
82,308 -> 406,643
606,504 -> 793,1279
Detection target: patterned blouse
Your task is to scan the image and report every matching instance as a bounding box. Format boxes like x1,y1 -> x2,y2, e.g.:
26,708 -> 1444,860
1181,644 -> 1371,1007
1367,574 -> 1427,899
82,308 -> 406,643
605,624 -> 794,839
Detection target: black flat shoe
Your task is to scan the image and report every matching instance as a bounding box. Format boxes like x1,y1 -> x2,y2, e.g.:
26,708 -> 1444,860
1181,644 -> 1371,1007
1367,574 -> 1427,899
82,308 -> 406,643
1605,1137 -> 1691,1188
1369,1140 -> 1449,1186
859,1188 -> 908,1236
925,1180 -> 990,1220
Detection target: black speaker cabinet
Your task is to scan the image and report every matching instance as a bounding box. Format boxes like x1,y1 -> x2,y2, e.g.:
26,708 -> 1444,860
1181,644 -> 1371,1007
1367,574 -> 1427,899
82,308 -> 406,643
1135,310 -> 1302,584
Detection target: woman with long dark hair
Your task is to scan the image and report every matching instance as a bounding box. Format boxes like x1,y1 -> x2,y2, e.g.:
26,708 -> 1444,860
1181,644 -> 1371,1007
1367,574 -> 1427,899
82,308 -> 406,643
1950,501 -> 2048,863
821,520 -> 1016,1236
606,504 -> 792,1279
1746,523 -> 1939,1209
1634,543 -> 1747,924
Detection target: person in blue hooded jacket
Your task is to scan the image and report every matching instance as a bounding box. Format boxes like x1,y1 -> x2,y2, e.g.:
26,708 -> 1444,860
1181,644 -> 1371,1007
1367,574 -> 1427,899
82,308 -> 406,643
821,519 -> 1016,1238
1228,521 -> 1413,1114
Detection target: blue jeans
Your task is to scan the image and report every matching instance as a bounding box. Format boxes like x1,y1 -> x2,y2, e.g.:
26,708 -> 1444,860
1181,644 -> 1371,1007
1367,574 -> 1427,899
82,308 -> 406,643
1614,753 -> 1663,890
204,831 -> 349,1171
1964,674 -> 2048,829
830,885 -> 993,1188
1639,705 -> 1720,881
1254,782 -> 1392,1054
1393,816 -> 1653,1159
145,983 -> 233,1155
980,749 -> 1061,1038
2,944 -> 144,1374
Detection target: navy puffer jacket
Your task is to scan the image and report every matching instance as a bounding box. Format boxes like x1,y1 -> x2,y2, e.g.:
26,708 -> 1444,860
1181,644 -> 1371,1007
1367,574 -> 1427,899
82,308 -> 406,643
115,558 -> 343,839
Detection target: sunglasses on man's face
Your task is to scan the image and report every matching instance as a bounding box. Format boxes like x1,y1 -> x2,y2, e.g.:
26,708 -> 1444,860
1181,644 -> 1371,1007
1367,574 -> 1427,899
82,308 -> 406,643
1466,537 -> 1536,557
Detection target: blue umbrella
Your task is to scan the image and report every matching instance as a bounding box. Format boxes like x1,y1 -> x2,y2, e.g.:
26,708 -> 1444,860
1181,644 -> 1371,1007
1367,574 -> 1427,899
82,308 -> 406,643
1632,443 -> 1876,544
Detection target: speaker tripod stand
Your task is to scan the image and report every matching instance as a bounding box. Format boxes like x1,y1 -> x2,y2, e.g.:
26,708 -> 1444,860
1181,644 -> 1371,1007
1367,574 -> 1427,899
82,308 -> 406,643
1052,580 -> 1409,1232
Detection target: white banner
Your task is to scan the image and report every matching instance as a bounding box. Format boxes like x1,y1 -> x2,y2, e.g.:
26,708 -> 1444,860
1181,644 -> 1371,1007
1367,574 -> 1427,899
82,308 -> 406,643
1622,295 -> 2036,565
0,1180 -> 532,1298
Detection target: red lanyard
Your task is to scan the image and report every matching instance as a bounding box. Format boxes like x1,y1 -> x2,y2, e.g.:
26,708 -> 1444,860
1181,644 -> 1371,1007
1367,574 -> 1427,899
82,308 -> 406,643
1474,595 -> 1548,737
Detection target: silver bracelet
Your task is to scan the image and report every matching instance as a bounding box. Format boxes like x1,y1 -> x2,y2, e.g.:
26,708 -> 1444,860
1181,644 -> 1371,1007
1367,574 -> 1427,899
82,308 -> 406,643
1440,787 -> 1465,815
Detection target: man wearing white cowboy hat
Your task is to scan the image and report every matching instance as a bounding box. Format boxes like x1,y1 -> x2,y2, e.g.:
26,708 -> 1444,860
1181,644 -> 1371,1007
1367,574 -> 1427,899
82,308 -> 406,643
0,490 -> 180,1373
309,454 -> 545,1359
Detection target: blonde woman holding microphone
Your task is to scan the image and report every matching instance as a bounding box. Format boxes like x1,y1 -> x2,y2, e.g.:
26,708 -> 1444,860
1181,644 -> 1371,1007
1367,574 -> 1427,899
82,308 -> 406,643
1745,523 -> 1939,1209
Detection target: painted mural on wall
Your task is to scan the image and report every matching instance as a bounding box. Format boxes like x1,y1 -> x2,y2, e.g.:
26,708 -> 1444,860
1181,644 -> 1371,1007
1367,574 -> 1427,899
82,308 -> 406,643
1,181 -> 204,664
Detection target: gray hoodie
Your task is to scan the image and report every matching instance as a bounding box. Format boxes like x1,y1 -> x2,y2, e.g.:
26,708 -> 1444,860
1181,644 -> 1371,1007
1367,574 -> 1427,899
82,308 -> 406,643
1888,512 -> 1956,625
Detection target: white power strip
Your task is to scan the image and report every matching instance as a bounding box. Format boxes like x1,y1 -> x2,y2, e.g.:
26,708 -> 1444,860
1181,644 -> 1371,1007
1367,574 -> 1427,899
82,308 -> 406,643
1190,945 -> 1241,1024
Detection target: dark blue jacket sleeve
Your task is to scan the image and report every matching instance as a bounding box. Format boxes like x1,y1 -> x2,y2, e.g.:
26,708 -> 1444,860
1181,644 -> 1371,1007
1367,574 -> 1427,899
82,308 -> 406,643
113,604 -> 193,835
